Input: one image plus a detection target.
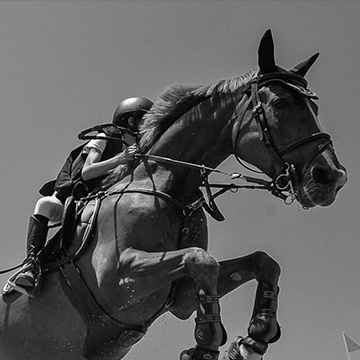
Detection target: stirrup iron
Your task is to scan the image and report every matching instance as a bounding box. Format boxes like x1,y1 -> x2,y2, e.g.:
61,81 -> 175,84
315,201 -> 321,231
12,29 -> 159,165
5,259 -> 42,298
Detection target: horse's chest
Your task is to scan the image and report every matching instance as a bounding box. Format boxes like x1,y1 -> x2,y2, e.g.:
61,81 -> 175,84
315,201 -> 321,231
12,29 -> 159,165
177,209 -> 209,250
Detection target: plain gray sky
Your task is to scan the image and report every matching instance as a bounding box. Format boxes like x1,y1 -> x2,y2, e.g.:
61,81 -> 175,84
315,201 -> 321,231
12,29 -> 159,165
0,2 -> 359,360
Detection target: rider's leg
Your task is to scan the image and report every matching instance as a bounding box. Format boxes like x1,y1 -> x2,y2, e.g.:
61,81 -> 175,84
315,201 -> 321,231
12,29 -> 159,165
14,195 -> 63,289
14,215 -> 49,287
33,194 -> 64,225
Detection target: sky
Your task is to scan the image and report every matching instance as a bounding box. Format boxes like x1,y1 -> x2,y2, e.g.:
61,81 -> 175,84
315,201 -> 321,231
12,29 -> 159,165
0,1 -> 359,360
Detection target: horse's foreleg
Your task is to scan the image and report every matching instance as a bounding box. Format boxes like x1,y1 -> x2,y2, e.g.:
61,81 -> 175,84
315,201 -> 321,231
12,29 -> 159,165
115,246 -> 225,358
116,247 -> 219,306
218,251 -> 281,359
180,249 -> 226,360
217,251 -> 280,296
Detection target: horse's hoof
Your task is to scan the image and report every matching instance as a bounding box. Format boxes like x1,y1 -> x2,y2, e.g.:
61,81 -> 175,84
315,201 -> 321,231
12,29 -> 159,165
240,336 -> 268,356
222,336 -> 263,360
222,336 -> 243,360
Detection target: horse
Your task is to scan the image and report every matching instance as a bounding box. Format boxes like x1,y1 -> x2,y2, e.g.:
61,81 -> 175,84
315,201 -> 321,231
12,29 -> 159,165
0,29 -> 347,360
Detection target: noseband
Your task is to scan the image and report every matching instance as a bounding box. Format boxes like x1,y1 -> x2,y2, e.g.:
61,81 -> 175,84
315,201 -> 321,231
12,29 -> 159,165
235,74 -> 333,203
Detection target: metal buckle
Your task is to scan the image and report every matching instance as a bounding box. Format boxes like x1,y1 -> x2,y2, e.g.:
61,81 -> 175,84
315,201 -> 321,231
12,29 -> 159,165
275,163 -> 296,205
252,102 -> 264,116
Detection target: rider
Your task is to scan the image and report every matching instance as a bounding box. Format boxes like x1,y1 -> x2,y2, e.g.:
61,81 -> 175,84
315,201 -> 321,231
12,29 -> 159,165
13,97 -> 154,292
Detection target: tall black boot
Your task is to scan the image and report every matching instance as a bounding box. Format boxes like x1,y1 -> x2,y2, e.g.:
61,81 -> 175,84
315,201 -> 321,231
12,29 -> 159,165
14,215 -> 49,289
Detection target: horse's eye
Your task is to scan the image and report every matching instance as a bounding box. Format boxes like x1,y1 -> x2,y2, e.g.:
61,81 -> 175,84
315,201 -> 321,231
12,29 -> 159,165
272,98 -> 288,109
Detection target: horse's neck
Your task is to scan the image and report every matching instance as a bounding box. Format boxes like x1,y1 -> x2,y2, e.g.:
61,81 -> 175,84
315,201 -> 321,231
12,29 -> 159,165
147,93 -> 237,198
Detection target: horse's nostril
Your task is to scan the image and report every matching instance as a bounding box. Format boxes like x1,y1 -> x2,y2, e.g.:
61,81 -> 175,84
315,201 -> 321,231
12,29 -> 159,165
311,167 -> 335,185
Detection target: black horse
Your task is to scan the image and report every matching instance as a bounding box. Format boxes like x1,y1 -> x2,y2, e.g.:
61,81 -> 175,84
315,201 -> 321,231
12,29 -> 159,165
0,30 -> 347,360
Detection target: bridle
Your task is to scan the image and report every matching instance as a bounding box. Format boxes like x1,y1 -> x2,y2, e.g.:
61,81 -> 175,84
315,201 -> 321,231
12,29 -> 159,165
234,72 -> 333,203
75,77 -> 333,214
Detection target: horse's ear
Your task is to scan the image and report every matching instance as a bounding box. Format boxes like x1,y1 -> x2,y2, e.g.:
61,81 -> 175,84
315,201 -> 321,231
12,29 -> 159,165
258,29 -> 277,74
290,53 -> 320,77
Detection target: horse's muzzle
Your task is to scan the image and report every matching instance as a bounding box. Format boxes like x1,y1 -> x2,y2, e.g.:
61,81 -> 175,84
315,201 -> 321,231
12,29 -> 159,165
297,153 -> 347,208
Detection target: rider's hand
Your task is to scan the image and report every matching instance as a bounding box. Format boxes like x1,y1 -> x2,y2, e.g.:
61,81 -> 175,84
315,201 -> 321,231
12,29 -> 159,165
116,144 -> 138,164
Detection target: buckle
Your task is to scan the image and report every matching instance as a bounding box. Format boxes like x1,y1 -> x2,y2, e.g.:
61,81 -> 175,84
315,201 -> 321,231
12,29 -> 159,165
252,102 -> 264,116
275,164 -> 296,204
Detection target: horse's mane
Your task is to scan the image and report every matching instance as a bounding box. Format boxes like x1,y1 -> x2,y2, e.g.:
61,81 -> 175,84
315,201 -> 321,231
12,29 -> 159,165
99,69 -> 258,189
140,68 -> 257,152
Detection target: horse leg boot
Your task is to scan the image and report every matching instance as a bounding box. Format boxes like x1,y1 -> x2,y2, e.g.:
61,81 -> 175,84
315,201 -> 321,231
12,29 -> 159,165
180,287 -> 227,360
14,215 -> 49,292
222,283 -> 280,360
179,250 -> 226,360
242,282 -> 281,356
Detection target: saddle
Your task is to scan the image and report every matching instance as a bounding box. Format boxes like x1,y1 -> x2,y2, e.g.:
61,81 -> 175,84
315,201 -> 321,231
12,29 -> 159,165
42,195 -> 95,265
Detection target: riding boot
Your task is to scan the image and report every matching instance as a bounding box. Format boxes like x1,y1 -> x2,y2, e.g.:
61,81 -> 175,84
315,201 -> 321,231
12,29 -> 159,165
14,215 -> 49,289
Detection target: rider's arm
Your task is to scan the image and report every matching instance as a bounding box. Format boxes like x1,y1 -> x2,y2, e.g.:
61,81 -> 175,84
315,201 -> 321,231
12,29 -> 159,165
81,141 -> 137,181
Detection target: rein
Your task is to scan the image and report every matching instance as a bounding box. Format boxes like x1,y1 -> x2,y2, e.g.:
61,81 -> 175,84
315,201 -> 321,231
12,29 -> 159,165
137,154 -> 279,188
133,153 -> 291,217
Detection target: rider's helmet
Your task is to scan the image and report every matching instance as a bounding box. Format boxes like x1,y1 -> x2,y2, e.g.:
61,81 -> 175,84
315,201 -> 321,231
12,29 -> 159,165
112,97 -> 153,131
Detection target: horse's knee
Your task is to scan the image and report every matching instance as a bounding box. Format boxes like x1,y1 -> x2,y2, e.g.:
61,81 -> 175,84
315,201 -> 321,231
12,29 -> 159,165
254,251 -> 281,280
185,247 -> 220,283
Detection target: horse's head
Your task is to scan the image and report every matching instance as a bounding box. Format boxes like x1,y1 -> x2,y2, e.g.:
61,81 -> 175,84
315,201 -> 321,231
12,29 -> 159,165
235,30 -> 347,208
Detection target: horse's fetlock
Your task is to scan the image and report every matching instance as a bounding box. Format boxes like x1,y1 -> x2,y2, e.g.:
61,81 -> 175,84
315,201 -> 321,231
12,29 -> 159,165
194,323 -> 213,346
248,316 -> 269,339
248,314 -> 279,345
